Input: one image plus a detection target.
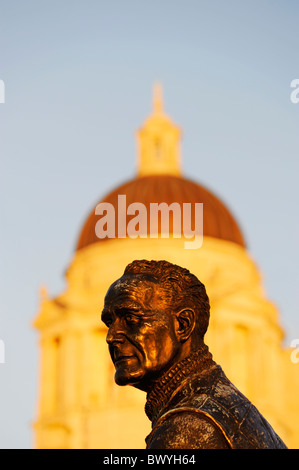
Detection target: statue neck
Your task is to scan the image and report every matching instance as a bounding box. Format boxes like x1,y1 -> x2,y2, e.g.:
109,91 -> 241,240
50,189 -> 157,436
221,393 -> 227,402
145,343 -> 215,423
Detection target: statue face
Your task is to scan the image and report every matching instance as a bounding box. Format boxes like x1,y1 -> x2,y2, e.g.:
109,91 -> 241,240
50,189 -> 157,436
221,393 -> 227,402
101,275 -> 181,390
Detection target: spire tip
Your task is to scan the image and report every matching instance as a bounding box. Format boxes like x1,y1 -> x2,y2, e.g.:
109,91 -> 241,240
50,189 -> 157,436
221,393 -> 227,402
153,82 -> 163,114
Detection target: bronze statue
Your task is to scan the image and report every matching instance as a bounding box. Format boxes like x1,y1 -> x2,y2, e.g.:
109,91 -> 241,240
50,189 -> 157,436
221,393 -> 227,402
101,260 -> 287,449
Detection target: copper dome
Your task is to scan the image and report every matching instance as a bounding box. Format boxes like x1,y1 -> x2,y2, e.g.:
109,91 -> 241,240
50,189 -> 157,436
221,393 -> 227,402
76,174 -> 246,250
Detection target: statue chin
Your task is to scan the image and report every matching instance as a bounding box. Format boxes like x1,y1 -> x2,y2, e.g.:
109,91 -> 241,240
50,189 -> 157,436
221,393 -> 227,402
114,363 -> 143,387
114,375 -> 128,386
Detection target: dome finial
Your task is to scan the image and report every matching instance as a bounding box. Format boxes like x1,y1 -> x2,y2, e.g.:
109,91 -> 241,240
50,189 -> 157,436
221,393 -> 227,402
136,85 -> 181,177
153,82 -> 163,114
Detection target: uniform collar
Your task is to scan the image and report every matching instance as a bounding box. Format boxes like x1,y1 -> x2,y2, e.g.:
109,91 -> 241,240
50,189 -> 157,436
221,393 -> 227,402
145,343 -> 215,423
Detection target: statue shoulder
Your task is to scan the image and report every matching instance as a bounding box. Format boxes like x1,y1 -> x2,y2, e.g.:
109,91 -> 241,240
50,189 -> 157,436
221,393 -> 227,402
146,408 -> 231,449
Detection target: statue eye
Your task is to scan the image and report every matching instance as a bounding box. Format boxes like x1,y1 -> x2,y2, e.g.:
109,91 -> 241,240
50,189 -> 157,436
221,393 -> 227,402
125,313 -> 134,322
124,312 -> 140,324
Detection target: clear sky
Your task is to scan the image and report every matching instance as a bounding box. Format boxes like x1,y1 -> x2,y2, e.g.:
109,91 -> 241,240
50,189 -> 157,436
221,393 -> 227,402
0,0 -> 298,448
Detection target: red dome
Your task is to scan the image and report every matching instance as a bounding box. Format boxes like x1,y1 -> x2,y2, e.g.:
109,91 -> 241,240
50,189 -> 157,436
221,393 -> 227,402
76,175 -> 246,250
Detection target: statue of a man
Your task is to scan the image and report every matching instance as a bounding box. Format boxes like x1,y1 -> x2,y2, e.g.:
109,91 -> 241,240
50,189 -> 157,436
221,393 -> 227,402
101,259 -> 287,449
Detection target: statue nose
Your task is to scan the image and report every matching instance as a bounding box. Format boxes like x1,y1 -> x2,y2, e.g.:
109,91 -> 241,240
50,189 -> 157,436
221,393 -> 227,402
106,319 -> 126,345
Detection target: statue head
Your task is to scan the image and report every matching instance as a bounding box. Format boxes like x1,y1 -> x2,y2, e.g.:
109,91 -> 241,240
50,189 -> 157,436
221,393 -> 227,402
101,260 -> 210,391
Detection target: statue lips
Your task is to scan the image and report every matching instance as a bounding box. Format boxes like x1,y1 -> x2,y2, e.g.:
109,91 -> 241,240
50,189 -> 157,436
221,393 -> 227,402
114,357 -> 136,371
114,355 -> 135,365
112,349 -> 136,366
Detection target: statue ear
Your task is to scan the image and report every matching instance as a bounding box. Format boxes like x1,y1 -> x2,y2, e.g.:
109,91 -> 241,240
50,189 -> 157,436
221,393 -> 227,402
175,309 -> 196,342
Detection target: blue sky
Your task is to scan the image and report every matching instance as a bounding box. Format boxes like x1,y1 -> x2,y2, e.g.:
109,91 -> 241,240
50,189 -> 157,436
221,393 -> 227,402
0,0 -> 298,448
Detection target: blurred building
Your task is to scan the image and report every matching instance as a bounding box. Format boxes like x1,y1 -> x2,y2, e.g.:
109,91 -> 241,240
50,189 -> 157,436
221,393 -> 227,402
33,86 -> 299,449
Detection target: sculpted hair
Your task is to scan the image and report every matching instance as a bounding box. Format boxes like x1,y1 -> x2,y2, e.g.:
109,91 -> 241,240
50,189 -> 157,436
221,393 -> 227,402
123,260 -> 210,339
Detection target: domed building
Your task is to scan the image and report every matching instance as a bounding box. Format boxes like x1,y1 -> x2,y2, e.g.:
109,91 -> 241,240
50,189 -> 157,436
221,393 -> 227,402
33,86 -> 299,449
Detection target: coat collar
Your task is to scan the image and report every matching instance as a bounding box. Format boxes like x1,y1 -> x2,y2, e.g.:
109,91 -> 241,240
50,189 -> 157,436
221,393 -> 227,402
145,343 -> 216,424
